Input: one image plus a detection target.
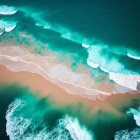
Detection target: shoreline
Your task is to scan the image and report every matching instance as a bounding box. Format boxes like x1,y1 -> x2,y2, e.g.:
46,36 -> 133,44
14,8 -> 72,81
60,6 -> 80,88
0,45 -> 136,94
0,54 -> 112,99
0,63 -> 140,117
1,54 -> 139,100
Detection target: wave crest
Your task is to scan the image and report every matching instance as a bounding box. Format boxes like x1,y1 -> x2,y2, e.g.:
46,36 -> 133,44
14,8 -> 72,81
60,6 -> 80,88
6,97 -> 94,140
0,5 -> 17,15
127,107 -> 140,127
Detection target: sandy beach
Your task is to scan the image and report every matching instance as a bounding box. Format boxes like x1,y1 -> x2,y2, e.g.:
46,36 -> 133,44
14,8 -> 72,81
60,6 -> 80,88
0,55 -> 140,140
0,2 -> 140,139
0,62 -> 140,118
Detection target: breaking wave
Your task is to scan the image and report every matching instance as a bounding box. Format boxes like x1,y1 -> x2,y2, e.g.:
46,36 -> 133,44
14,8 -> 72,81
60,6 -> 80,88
114,128 -> 140,140
0,5 -> 17,15
127,107 -> 140,127
127,53 -> 140,60
6,97 -> 94,140
0,3 -> 139,94
87,44 -> 140,90
0,19 -> 16,32
114,106 -> 140,139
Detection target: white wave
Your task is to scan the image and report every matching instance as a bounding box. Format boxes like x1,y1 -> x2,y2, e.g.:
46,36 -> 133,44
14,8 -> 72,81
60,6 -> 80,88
88,60 -> 140,90
127,107 -> 140,127
87,43 -> 140,90
60,115 -> 94,140
114,128 -> 140,140
0,10 -> 17,15
6,98 -> 94,140
87,60 -> 99,68
0,5 -> 17,15
5,25 -> 16,32
100,67 -> 109,73
10,6 -> 140,91
0,32 -> 3,35
0,20 -> 17,33
82,43 -> 90,48
6,99 -> 29,140
127,53 -> 140,60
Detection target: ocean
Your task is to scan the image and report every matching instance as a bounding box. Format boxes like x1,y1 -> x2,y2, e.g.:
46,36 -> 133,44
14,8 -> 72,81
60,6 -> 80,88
0,83 -> 140,140
0,0 -> 140,139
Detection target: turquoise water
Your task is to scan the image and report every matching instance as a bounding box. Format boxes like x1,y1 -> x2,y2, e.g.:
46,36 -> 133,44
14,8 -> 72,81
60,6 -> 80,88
0,84 -> 95,140
0,1 -> 140,139
0,83 -> 140,140
0,0 -> 140,75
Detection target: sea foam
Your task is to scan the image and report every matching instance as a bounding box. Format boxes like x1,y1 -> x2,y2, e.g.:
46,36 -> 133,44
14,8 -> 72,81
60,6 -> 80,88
82,43 -> 90,48
127,107 -> 140,127
88,60 -> 140,90
87,44 -> 140,90
5,25 -> 16,32
6,97 -> 94,140
0,5 -> 17,15
114,128 -> 140,140
0,20 -> 17,33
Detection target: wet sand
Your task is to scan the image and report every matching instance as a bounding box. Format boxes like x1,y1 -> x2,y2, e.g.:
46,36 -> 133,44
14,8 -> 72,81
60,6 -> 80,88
0,45 -> 113,92
1,60 -> 140,140
0,54 -> 114,98
0,63 -> 140,118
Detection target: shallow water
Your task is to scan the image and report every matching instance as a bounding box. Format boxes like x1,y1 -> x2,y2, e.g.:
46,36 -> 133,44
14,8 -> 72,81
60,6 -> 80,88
0,1 -> 140,90
0,1 -> 140,139
0,83 -> 140,140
